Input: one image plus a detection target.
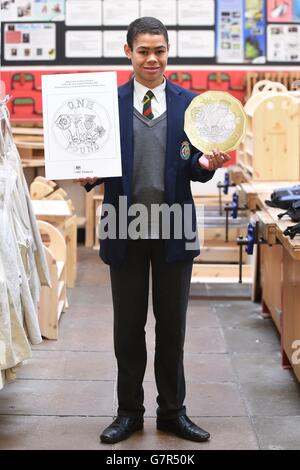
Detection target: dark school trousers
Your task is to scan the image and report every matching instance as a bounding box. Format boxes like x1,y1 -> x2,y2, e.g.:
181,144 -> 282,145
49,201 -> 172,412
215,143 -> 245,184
110,239 -> 193,419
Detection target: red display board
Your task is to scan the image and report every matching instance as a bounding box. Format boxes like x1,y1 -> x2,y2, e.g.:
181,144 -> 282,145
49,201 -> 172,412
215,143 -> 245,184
1,68 -> 246,118
0,68 -> 250,165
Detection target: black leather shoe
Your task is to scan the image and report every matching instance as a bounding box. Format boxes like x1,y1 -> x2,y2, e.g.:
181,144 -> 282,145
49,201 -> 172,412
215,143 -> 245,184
100,416 -> 143,444
157,415 -> 210,442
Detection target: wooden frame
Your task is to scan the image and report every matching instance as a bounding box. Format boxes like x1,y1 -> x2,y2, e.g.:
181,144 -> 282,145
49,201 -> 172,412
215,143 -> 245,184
37,220 -> 67,340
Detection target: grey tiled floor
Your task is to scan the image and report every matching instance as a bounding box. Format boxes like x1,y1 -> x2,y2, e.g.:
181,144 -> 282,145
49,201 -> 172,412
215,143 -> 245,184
1,246 -> 300,450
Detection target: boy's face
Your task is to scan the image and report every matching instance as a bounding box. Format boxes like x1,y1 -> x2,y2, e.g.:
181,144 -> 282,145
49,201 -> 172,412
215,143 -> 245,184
124,33 -> 169,88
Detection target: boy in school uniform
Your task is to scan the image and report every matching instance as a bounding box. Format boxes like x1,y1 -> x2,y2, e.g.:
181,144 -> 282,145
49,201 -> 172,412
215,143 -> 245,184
80,17 -> 230,444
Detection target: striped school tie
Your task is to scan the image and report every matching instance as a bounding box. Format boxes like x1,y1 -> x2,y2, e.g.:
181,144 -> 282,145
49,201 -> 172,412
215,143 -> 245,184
142,90 -> 154,119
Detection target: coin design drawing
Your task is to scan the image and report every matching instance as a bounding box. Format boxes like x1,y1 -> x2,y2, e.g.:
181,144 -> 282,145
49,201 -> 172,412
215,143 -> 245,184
184,91 -> 247,154
53,97 -> 111,157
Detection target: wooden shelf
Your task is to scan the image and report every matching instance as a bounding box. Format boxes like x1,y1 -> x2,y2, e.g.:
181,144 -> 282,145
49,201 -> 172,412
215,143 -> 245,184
12,127 -> 44,136
22,159 -> 45,168
14,134 -> 44,148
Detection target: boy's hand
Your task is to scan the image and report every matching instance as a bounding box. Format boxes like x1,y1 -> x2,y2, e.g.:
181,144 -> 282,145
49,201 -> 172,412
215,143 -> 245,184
198,149 -> 231,170
75,177 -> 100,187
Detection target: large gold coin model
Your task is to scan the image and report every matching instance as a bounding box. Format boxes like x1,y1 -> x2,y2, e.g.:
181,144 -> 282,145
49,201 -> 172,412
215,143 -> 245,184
184,91 -> 247,154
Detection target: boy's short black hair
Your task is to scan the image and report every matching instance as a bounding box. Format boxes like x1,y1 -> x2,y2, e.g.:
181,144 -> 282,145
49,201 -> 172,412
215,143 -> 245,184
127,17 -> 169,50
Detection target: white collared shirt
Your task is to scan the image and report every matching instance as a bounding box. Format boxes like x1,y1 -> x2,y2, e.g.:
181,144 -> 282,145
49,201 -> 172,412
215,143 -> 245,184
133,77 -> 166,119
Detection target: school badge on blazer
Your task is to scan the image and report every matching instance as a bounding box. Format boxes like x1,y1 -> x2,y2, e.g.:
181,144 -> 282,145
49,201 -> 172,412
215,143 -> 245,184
180,141 -> 191,160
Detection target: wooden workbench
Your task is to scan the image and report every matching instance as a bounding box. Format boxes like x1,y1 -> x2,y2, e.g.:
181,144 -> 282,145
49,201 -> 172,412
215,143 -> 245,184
238,179 -> 300,382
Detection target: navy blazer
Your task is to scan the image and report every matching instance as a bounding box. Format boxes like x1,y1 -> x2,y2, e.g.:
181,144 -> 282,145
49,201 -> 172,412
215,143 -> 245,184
85,79 -> 215,266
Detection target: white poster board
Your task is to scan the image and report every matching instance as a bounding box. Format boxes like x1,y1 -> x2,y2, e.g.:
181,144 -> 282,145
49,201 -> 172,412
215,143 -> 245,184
140,0 -> 177,25
267,24 -> 300,62
178,0 -> 215,26
102,0 -> 139,26
178,30 -> 215,57
42,72 -> 122,180
65,31 -> 102,58
65,0 -> 102,26
103,30 -> 127,57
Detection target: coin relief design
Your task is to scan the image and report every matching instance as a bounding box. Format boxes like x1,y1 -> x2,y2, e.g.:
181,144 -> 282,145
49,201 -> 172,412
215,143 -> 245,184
184,91 -> 247,154
52,97 -> 111,157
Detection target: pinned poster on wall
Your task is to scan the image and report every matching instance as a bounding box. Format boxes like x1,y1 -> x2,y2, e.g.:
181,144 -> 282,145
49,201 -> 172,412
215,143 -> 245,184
140,0 -> 177,25
217,0 -> 266,63
177,0 -> 215,26
267,0 -> 292,22
65,0 -> 102,26
102,0 -> 139,26
216,0 -> 244,63
293,0 -> 300,21
1,0 -> 64,22
244,0 -> 266,63
2,0 -> 300,65
267,0 -> 300,22
4,23 -> 56,61
267,23 -> 300,60
65,30 -> 102,58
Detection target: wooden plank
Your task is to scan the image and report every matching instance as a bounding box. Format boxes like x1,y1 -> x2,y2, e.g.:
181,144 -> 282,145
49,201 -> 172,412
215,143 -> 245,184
57,281 -> 65,300
22,159 -> 45,168
203,225 -> 247,242
57,300 -> 65,321
85,188 -> 95,247
194,245 -> 245,263
38,245 -> 59,340
227,165 -> 246,185
57,261 -> 65,280
12,127 -> 44,135
76,216 -> 86,227
65,214 -> 77,288
46,188 -> 68,200
239,183 -> 258,210
256,210 -> 277,245
34,176 -> 56,188
191,276 -> 252,284
15,140 -> 44,149
93,195 -> 103,249
30,180 -> 54,199
38,221 -> 67,340
32,200 -> 72,217
191,263 -> 253,284
193,194 -> 232,206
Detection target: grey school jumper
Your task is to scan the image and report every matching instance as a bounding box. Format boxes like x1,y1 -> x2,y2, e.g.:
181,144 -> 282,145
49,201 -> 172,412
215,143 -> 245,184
132,109 -> 167,238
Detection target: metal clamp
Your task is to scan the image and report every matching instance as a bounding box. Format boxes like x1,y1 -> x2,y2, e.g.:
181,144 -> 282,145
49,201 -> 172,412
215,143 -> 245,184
217,173 -> 236,215
283,221 -> 300,239
236,223 -> 256,283
224,192 -> 248,242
